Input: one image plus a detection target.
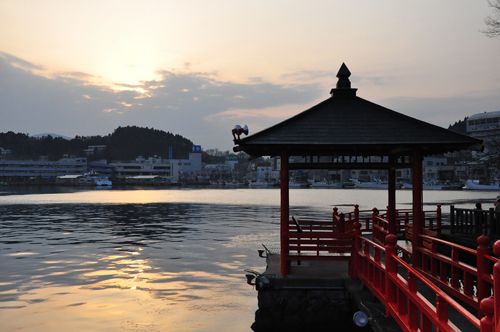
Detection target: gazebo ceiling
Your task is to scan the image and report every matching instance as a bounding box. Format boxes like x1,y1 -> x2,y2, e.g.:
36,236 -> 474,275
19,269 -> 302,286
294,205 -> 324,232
233,63 -> 482,161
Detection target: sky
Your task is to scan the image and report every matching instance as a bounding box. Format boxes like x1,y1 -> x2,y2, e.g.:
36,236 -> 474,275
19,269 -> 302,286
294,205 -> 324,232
1,1 -> 500,152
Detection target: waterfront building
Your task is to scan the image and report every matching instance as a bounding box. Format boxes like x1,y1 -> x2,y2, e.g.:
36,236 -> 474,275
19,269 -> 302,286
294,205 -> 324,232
0,157 -> 88,182
110,149 -> 202,183
111,156 -> 177,183
84,145 -> 106,156
466,110 -> 500,142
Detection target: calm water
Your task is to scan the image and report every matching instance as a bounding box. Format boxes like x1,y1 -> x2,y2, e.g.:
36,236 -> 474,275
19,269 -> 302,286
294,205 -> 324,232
0,186 -> 497,332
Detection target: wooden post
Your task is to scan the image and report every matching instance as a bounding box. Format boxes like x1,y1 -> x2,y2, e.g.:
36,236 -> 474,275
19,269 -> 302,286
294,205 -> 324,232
412,149 -> 423,269
477,235 -> 491,318
436,204 -> 442,235
385,234 -> 398,318
480,297 -> 494,332
450,205 -> 455,234
339,213 -> 345,233
489,208 -> 495,239
388,156 -> 397,235
349,222 -> 362,279
280,150 -> 290,276
493,240 -> 500,330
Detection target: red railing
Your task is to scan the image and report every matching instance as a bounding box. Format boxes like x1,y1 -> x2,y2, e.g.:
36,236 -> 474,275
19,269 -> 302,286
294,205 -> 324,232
343,205 -> 442,246
415,234 -> 496,318
353,228 -> 500,332
282,205 -> 500,332
285,214 -> 353,262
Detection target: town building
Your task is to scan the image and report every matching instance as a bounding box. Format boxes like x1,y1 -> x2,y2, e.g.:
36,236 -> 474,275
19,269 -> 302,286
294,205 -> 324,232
110,146 -> 202,183
0,157 -> 88,182
466,110 -> 500,142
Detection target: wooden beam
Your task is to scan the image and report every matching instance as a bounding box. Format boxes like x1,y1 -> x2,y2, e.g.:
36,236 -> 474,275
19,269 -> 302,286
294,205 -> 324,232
289,162 -> 413,170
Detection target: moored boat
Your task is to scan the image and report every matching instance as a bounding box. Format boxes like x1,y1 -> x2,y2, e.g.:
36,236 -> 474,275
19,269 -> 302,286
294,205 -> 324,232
463,179 -> 500,190
310,180 -> 343,188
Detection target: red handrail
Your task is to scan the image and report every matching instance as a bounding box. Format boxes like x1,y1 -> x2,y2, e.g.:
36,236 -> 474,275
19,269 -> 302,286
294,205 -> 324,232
415,234 -> 497,318
355,233 -> 491,332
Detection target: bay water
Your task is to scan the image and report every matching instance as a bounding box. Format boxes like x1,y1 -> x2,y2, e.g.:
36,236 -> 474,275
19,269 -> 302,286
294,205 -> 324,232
0,186 -> 496,331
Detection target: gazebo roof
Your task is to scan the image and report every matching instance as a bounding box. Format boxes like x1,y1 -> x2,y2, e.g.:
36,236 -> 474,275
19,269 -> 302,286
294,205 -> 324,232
233,63 -> 482,159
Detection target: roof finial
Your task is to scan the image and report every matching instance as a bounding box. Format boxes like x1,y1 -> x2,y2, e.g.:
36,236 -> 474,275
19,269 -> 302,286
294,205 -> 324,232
330,63 -> 357,98
336,63 -> 351,89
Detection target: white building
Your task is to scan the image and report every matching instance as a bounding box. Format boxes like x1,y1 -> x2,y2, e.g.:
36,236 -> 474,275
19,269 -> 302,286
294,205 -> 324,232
111,147 -> 202,183
111,156 -> 177,182
467,111 -> 500,142
0,157 -> 88,182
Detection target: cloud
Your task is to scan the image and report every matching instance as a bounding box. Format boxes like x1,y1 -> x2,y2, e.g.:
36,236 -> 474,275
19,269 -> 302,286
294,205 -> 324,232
0,52 -> 322,150
2,51 -> 499,151
0,51 -> 44,71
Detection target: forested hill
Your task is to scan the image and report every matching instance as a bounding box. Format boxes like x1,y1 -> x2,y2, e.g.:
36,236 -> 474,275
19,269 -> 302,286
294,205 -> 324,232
0,126 -> 194,161
447,117 -> 468,134
105,126 -> 193,160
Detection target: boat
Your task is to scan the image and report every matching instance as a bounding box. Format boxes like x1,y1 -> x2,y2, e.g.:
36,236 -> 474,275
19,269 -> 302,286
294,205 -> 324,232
310,180 -> 343,188
289,180 -> 311,188
463,179 -> 500,190
350,178 -> 388,189
94,176 -> 112,187
78,170 -> 112,186
247,179 -> 272,187
402,181 -> 460,190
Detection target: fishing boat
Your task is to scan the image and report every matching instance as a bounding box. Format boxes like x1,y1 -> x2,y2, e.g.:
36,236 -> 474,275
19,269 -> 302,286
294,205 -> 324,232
247,179 -> 272,187
350,178 -> 388,189
310,179 -> 343,188
463,179 -> 500,190
78,170 -> 112,186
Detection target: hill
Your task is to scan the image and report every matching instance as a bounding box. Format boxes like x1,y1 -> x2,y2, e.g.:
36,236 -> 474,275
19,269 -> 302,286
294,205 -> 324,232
0,126 -> 194,161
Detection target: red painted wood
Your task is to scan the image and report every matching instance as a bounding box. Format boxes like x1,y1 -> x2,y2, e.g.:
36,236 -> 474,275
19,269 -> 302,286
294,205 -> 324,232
412,149 -> 423,269
280,150 -> 289,276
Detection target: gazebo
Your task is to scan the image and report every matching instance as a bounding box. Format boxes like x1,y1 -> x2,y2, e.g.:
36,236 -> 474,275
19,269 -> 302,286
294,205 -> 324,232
234,63 -> 483,276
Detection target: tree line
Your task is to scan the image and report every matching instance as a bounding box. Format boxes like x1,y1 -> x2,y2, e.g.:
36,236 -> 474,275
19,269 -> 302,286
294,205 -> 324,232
0,126 -> 196,162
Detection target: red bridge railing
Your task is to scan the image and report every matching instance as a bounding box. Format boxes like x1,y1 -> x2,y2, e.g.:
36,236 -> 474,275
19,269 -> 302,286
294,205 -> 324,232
282,204 -> 500,332
415,234 -> 497,318
354,228 -> 500,332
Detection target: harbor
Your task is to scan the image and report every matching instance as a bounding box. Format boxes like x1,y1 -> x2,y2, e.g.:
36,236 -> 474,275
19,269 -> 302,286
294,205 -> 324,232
0,186 -> 498,331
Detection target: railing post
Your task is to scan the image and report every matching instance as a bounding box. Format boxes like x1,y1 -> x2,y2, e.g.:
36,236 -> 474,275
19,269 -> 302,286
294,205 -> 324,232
488,208 -> 495,239
352,204 -> 359,230
436,204 -> 442,235
372,207 -> 379,242
477,235 -> 491,318
385,234 -> 398,318
450,205 -> 455,234
493,240 -> 500,330
339,213 -> 345,233
480,297 -> 494,332
349,222 -> 362,279
333,207 -> 339,221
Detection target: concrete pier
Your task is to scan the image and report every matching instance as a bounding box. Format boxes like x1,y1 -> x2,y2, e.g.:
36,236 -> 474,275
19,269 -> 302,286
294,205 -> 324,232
250,253 -> 402,332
